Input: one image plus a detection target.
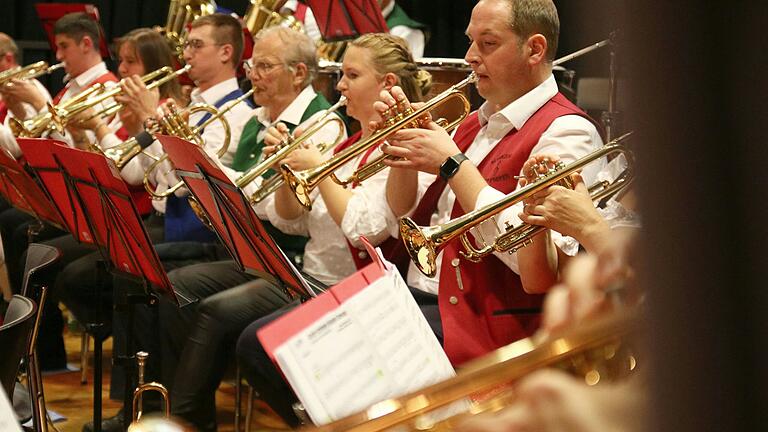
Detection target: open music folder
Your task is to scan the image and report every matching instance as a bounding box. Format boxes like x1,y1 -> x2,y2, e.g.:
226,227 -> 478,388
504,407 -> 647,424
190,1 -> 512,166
157,134 -> 317,299
258,239 -> 455,426
19,138 -> 176,302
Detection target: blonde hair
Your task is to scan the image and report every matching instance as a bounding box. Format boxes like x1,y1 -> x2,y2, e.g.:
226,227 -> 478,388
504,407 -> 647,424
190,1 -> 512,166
349,33 -> 432,102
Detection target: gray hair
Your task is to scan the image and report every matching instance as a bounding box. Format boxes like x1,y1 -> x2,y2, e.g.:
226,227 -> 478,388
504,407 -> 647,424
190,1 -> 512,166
253,26 -> 318,87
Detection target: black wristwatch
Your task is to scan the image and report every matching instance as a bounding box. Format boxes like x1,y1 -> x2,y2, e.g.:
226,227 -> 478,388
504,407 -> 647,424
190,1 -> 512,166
439,153 -> 469,180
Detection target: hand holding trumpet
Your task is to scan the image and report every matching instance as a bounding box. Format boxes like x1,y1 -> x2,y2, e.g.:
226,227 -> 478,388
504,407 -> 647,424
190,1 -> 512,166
374,85 -> 458,175
517,154 -> 611,254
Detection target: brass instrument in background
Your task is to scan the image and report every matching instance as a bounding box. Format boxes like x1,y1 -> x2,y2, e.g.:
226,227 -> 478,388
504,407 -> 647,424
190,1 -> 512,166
304,309 -> 640,432
142,88 -> 255,199
237,96 -> 347,204
400,134 -> 635,278
49,65 -> 191,136
163,0 -> 217,59
131,351 -> 170,425
0,61 -> 64,87
9,83 -> 105,138
281,73 -> 477,210
243,0 -> 303,35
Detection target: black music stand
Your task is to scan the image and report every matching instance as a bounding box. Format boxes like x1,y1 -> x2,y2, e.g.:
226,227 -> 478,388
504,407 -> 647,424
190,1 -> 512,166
306,0 -> 389,42
20,138 -> 177,431
158,134 -> 318,299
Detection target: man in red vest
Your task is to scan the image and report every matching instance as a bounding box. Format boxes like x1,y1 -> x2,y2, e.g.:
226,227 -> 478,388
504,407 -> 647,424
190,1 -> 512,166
0,33 -> 54,125
3,12 -> 117,147
379,0 -> 605,366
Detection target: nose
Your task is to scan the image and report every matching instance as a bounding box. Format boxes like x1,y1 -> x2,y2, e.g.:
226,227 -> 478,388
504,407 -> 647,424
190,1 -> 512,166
55,50 -> 64,61
335,76 -> 347,92
464,41 -> 480,67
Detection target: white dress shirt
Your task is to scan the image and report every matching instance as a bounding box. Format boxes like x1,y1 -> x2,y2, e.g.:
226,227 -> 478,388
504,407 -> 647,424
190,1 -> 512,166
385,75 -> 604,294
264,143 -> 390,286
147,77 -> 252,214
219,85 -> 346,218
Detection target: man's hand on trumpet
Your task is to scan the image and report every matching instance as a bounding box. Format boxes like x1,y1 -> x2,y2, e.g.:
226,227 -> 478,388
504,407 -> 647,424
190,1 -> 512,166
0,78 -> 46,117
374,85 -> 458,175
263,123 -> 321,171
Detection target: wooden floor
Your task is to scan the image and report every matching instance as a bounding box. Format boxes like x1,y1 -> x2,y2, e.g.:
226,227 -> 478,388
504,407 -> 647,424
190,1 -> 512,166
38,326 -> 291,432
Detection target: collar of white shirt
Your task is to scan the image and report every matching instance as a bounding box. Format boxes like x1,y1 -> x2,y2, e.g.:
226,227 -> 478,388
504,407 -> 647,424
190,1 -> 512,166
477,74 -> 558,137
380,1 -> 394,17
255,85 -> 318,128
65,62 -> 109,88
190,77 -> 240,106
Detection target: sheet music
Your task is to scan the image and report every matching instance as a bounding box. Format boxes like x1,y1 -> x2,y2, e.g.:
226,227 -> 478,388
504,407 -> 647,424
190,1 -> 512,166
270,267 -> 455,426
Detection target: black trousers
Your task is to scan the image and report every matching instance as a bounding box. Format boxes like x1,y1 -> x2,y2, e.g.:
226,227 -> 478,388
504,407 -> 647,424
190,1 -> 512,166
235,287 -> 443,428
147,262 -> 294,432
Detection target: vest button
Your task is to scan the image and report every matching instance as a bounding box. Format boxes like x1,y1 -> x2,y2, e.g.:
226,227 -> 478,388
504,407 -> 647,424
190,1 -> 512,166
358,251 -> 368,259
451,258 -> 460,267
449,296 -> 458,305
249,153 -> 256,159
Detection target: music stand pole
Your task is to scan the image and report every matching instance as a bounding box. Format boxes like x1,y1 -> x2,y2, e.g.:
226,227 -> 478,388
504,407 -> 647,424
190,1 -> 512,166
601,31 -> 622,142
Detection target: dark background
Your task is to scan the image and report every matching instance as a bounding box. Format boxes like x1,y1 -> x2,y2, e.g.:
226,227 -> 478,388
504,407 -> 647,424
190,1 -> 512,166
0,0 -> 621,95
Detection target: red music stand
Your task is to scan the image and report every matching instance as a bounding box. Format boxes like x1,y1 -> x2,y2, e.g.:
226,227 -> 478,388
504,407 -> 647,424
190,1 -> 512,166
19,138 -> 96,246
20,138 -> 181,429
0,148 -> 65,231
306,0 -> 389,42
35,3 -> 112,59
157,134 -> 318,299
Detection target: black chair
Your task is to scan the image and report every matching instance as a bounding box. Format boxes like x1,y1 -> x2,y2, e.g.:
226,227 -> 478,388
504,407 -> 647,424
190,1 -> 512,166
0,295 -> 37,403
21,243 -> 61,432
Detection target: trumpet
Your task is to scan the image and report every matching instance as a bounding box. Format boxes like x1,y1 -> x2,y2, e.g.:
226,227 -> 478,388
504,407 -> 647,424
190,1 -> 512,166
143,88 -> 255,199
281,73 -> 477,210
400,133 -> 635,277
164,0 -> 217,60
236,96 -> 347,204
131,351 -> 170,425
48,65 -> 190,135
9,83 -> 106,138
0,61 -> 64,87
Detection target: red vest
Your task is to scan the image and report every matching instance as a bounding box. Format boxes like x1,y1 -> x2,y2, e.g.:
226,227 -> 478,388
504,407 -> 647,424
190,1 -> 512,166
52,70 -> 118,104
412,93 -> 595,365
0,101 -> 7,124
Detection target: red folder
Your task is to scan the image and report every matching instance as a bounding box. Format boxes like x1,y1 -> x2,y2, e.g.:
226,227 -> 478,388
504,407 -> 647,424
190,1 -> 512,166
157,134 -> 311,298
306,0 -> 389,41
19,138 -> 175,299
35,3 -> 111,59
0,148 -> 64,229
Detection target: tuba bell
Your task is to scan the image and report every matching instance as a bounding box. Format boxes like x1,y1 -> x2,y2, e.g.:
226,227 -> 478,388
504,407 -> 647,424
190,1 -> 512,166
400,134 -> 635,278
281,73 -> 477,210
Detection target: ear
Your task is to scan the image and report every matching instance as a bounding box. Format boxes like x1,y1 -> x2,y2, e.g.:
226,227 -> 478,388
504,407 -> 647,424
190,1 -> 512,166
80,35 -> 95,52
292,62 -> 308,87
219,43 -> 234,65
381,72 -> 398,90
526,34 -> 548,65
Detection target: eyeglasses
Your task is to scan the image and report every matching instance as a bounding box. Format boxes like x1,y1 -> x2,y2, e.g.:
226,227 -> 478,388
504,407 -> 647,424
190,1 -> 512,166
182,39 -> 221,51
244,60 -> 287,77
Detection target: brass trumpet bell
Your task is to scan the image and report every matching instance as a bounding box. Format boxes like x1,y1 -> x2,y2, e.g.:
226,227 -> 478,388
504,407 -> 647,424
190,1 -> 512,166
400,133 -> 635,277
281,73 -> 477,211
